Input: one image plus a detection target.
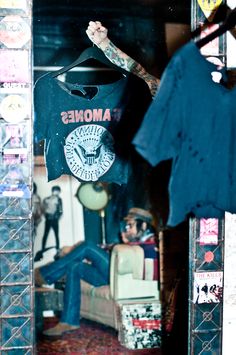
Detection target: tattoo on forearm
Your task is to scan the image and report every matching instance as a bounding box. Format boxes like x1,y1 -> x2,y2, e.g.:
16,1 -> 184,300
104,44 -> 127,70
104,41 -> 159,97
130,62 -> 159,96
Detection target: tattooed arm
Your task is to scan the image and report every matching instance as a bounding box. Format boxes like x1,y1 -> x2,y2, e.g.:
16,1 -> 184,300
86,21 -> 160,97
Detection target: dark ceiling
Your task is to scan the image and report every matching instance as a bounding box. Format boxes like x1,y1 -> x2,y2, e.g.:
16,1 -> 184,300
33,0 -> 191,75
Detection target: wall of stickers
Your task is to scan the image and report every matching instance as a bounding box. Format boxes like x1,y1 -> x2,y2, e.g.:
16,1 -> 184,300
222,2 -> 236,354
223,213 -> 236,355
189,0 -> 227,354
222,0 -> 236,346
189,218 -> 224,354
0,0 -> 34,353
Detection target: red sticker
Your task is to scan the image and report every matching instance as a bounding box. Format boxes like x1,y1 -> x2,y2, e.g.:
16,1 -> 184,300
204,251 -> 214,263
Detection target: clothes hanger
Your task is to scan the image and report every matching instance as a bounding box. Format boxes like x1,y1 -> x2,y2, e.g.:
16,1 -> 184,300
52,45 -> 127,78
196,7 -> 236,48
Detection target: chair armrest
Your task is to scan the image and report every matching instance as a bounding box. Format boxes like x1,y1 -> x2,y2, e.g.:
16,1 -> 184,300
110,244 -> 137,276
110,244 -> 135,300
110,244 -> 159,300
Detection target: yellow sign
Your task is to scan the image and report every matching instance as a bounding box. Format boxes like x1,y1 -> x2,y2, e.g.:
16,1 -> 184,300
197,0 -> 223,19
0,0 -> 27,9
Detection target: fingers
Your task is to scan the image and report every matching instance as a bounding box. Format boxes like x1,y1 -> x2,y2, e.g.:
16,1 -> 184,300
86,21 -> 108,46
88,20 -> 102,29
89,20 -> 102,28
85,28 -> 93,40
87,20 -> 107,34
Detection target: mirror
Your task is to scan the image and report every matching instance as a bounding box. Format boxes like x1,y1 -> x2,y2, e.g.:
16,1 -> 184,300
33,1 -> 191,350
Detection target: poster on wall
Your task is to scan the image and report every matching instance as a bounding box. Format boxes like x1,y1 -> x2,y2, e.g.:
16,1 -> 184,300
33,163 -> 85,265
199,218 -> 218,245
193,271 -> 223,304
33,181 -> 63,261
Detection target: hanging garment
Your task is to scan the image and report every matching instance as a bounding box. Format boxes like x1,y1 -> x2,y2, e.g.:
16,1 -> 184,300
34,73 -> 151,185
133,41 -> 236,226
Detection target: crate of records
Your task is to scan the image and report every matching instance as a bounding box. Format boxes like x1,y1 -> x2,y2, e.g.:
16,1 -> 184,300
117,299 -> 162,349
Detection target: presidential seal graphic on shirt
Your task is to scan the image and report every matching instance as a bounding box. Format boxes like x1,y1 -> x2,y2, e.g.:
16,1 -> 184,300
64,124 -> 115,181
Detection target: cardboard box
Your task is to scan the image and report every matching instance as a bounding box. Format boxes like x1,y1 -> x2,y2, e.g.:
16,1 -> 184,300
117,300 -> 162,349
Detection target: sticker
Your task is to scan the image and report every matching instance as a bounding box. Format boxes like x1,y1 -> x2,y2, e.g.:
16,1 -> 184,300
0,91 -> 30,122
197,0 -> 222,19
0,1 -> 29,16
193,271 -> 223,304
0,0 -> 28,11
200,24 -> 220,56
0,123 -> 28,164
64,124 -> 115,181
0,165 -> 30,198
119,302 -> 162,349
0,161 -> 29,180
0,82 -> 30,93
199,218 -> 218,245
0,0 -> 28,10
204,251 -> 215,263
0,16 -> 30,48
0,49 -> 30,82
0,94 -> 28,122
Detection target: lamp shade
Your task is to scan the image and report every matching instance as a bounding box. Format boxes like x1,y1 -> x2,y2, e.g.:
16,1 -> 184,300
75,182 -> 109,211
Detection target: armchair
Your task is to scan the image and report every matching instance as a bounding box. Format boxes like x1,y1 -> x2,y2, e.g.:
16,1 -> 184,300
35,243 -> 160,332
80,243 -> 160,329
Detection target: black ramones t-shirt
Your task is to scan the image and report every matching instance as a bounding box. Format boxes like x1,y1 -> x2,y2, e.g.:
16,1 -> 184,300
34,73 -> 151,184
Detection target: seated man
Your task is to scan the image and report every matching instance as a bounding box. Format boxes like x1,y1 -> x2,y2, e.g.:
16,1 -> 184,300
34,207 -> 157,336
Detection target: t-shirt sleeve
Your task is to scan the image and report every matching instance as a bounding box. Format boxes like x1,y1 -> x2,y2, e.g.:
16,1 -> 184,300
33,74 -> 50,142
133,55 -> 183,167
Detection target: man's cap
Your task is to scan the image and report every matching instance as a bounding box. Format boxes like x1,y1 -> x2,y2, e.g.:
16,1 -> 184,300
124,207 -> 154,225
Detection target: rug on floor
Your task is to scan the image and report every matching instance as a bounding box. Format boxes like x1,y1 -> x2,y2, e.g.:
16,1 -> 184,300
36,317 -> 162,354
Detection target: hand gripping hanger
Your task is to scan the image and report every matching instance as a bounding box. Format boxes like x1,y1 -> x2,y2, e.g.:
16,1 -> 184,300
52,45 -> 127,78
196,7 -> 236,48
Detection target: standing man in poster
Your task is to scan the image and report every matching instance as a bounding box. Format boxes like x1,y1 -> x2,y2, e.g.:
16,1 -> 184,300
35,185 -> 63,261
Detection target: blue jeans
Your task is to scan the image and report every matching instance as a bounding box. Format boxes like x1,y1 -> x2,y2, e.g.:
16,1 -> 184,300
40,241 -> 110,325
